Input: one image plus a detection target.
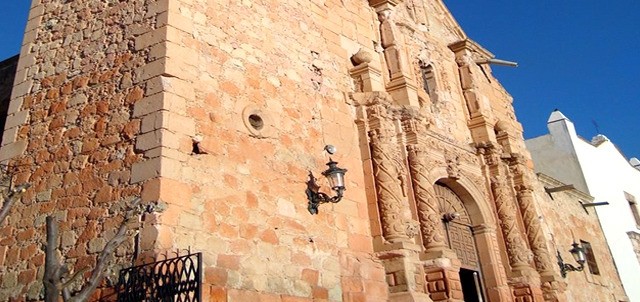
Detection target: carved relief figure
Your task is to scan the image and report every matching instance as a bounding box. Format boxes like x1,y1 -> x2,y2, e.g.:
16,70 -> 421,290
445,152 -> 461,180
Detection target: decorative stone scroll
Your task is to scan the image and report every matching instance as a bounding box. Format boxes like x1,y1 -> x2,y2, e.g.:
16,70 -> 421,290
407,144 -> 446,252
490,173 -> 533,271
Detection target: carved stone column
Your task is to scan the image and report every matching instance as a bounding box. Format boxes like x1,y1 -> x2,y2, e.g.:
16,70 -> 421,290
367,103 -> 412,244
406,145 -> 447,253
490,173 -> 532,272
480,143 -> 543,302
369,127 -> 410,243
509,157 -> 566,302
515,185 -> 554,274
357,95 -> 431,302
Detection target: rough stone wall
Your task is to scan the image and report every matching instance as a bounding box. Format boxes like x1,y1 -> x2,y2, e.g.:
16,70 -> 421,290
0,0 -> 162,299
536,174 -> 627,302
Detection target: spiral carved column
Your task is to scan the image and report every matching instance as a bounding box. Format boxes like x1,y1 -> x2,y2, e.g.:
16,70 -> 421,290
406,145 -> 446,253
516,185 -> 554,274
491,173 -> 533,272
369,127 -> 410,243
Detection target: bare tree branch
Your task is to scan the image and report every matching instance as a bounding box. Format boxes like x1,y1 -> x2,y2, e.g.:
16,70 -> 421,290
60,267 -> 89,290
70,197 -> 142,301
43,197 -> 144,302
0,183 -> 30,226
44,216 -> 63,302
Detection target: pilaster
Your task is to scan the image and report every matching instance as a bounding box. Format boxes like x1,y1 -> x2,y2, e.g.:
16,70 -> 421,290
373,4 -> 419,107
449,40 -> 495,143
473,224 -> 513,302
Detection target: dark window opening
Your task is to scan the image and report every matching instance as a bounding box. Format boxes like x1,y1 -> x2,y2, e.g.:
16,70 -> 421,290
581,240 -> 600,275
420,64 -> 437,102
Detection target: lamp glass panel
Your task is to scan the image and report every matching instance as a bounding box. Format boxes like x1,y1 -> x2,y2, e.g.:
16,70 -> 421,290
571,247 -> 586,264
327,172 -> 345,189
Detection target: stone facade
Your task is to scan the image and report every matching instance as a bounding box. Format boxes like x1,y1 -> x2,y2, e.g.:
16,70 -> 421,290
0,0 -> 627,302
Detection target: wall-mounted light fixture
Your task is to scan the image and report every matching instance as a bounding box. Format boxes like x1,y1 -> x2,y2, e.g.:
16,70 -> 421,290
556,241 -> 586,278
306,145 -> 348,215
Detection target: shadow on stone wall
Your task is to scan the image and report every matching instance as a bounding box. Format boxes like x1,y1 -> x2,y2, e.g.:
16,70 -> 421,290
0,55 -> 19,144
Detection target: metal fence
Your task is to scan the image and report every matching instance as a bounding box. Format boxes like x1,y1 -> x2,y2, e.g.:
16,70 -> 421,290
116,252 -> 202,302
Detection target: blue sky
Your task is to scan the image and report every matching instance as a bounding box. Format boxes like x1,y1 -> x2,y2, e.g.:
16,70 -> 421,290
1,1 -> 639,159
445,1 -> 640,159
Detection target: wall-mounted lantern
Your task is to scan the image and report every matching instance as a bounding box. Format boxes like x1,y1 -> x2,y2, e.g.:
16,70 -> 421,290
306,145 -> 347,215
556,241 -> 586,278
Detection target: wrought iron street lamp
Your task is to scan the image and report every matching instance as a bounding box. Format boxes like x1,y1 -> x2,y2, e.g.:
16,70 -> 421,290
557,241 -> 586,278
306,146 -> 347,215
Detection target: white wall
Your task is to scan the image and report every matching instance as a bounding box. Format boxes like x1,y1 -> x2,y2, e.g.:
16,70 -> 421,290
526,110 -> 640,302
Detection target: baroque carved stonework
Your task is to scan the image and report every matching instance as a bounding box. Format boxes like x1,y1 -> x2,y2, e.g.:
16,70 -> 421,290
516,184 -> 553,273
364,99 -> 419,243
407,144 -> 446,252
490,173 -> 533,270
444,151 -> 460,180
369,126 -> 410,243
508,156 -> 555,275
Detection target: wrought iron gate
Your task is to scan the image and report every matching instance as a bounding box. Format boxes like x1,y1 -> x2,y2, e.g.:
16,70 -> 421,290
116,252 -> 202,302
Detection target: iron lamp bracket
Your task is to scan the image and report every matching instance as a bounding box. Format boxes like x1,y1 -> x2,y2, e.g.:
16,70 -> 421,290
306,172 -> 344,215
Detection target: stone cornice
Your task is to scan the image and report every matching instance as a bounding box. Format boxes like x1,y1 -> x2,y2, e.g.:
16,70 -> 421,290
368,0 -> 402,10
448,39 -> 494,59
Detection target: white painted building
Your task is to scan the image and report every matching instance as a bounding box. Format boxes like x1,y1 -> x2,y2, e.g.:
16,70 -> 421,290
526,110 -> 640,302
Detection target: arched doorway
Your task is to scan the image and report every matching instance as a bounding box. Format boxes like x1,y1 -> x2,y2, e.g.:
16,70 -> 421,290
435,182 -> 486,302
